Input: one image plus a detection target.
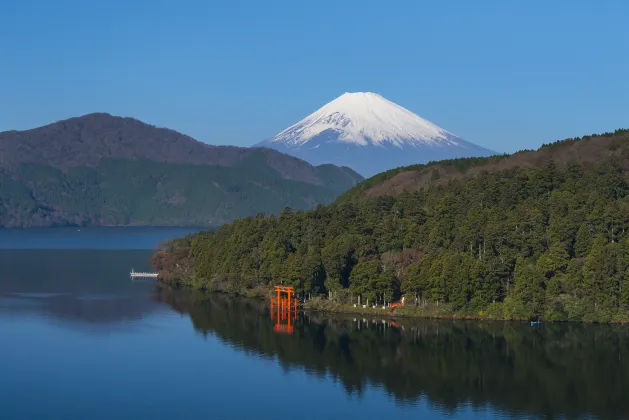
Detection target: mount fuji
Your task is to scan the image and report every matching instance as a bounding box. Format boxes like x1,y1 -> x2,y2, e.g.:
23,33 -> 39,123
256,92 -> 496,177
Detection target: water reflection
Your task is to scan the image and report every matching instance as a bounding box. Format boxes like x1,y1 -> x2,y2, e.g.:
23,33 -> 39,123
0,250 -> 164,327
270,285 -> 299,334
154,285 -> 629,420
270,304 -> 298,334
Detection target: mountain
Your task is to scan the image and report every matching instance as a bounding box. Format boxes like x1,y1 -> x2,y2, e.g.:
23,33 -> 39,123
0,112 -> 358,185
154,129 -> 629,323
0,113 -> 363,227
256,92 -> 495,177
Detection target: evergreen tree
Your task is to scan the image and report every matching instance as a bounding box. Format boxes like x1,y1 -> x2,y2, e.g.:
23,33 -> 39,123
574,224 -> 593,258
583,236 -> 609,306
349,259 -> 380,304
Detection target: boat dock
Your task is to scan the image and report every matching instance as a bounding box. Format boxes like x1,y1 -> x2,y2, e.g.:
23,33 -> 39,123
130,269 -> 159,278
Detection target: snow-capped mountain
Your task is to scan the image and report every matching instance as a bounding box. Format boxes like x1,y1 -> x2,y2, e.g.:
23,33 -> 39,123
256,92 -> 495,177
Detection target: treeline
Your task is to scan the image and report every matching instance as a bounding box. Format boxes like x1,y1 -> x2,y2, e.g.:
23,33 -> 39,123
153,130 -> 629,323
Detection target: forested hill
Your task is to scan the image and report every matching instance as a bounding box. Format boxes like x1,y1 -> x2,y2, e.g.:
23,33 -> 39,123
339,128 -> 629,202
0,114 -> 362,226
153,129 -> 629,323
0,113 -> 359,185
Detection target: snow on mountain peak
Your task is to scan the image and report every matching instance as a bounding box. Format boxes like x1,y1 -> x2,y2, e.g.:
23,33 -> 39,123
257,92 -> 495,177
268,92 -> 457,148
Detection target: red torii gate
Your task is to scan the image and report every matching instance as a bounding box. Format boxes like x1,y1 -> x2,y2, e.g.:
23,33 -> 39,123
269,285 -> 298,334
270,285 -> 298,311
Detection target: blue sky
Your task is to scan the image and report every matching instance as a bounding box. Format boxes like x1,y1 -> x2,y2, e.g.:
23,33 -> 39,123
1,0 -> 627,153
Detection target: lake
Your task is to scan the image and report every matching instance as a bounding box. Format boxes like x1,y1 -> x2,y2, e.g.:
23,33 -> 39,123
0,228 -> 627,419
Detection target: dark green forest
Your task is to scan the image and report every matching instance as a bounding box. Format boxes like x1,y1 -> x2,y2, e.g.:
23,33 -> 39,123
152,129 -> 629,323
0,158 -> 361,227
154,288 -> 629,419
0,112 -> 363,227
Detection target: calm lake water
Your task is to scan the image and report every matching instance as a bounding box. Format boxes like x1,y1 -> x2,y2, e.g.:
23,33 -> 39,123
1,228 -> 628,419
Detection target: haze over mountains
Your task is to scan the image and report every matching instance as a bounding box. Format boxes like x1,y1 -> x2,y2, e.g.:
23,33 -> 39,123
0,113 -> 362,227
257,92 -> 496,177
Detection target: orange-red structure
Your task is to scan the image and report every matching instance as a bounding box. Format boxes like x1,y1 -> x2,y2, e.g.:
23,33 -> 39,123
270,303 -> 297,334
391,294 -> 406,308
269,285 -> 298,334
270,285 -> 298,311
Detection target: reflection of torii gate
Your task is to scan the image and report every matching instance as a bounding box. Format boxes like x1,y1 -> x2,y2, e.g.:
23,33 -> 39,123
270,285 -> 298,334
270,303 -> 297,334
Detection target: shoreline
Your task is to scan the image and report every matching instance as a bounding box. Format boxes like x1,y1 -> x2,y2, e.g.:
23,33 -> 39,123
302,299 -> 515,322
302,301 -> 629,324
156,281 -> 629,324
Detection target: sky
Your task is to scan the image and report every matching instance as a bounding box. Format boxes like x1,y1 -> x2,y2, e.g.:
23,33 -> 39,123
1,0 -> 627,153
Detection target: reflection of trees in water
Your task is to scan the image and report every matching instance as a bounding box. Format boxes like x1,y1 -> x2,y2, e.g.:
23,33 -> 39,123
154,285 -> 629,420
0,250 -> 160,326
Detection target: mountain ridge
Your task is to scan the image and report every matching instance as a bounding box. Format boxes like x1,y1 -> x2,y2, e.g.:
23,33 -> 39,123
0,112 -> 362,186
338,128 -> 629,202
0,113 -> 363,227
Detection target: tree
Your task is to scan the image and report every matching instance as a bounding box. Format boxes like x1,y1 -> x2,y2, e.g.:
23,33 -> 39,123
507,257 -> 545,319
583,236 -> 622,321
321,235 -> 360,290
349,259 -> 380,304
537,244 -> 569,278
564,259 -> 584,298
583,236 -> 609,305
574,224 -> 592,258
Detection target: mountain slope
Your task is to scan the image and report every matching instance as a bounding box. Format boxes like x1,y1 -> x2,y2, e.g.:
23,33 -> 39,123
257,92 -> 495,176
339,129 -> 629,201
0,112 -> 360,186
0,114 -> 363,227
155,128 -> 629,323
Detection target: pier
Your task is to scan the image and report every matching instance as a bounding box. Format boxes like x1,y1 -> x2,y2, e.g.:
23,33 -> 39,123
130,269 -> 159,278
